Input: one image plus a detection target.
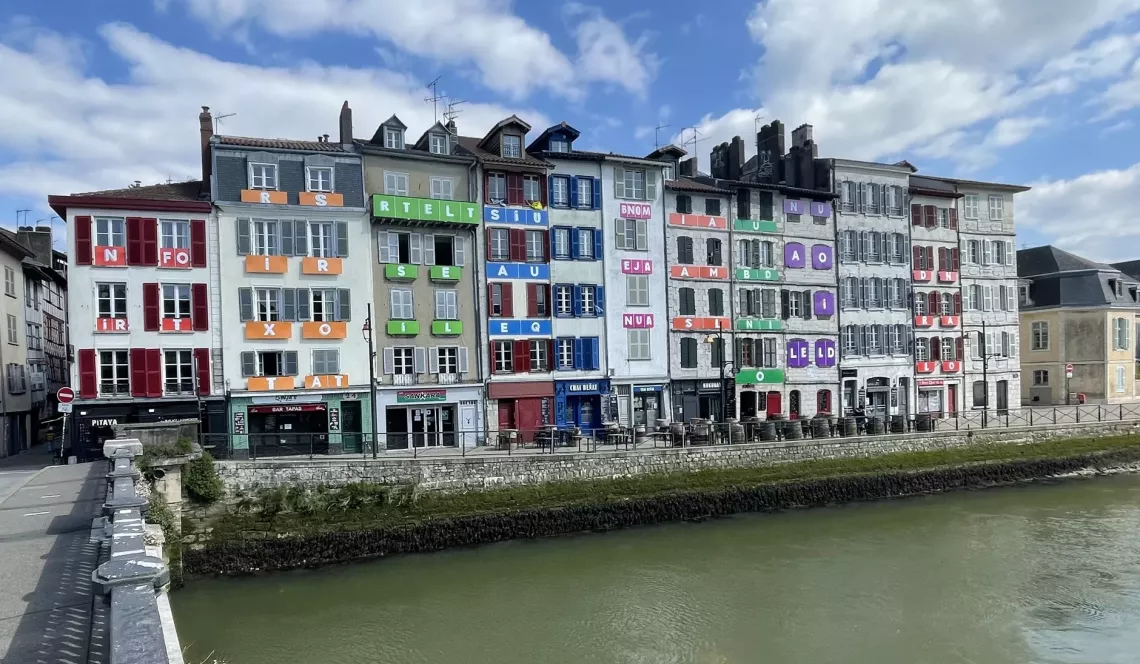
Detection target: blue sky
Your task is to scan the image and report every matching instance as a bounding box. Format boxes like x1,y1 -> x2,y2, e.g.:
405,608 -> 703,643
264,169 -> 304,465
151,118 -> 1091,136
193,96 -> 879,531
4,0 -> 1140,260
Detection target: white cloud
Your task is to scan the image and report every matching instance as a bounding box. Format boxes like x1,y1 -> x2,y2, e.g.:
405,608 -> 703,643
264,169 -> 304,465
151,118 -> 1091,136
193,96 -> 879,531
162,0 -> 656,99
0,21 -> 546,212
1019,163 -> 1140,261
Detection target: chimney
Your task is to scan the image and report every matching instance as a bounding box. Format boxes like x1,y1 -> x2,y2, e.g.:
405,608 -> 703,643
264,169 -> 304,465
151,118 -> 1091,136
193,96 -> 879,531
728,136 -> 745,181
709,142 -> 727,179
339,101 -> 353,147
445,118 -> 457,134
199,106 -> 213,196
679,157 -> 697,178
16,227 -> 53,265
791,124 -> 813,148
755,120 -> 785,184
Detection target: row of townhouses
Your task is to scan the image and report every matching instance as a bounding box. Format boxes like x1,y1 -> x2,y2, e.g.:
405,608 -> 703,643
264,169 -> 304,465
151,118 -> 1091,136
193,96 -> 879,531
47,104 -> 1027,457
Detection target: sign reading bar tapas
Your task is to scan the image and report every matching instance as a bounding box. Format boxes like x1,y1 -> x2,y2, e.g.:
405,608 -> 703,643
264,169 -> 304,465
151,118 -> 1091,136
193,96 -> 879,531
248,403 -> 327,414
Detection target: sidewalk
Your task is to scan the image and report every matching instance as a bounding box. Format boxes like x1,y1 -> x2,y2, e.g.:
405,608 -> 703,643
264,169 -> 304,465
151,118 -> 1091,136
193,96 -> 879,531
0,446 -> 106,663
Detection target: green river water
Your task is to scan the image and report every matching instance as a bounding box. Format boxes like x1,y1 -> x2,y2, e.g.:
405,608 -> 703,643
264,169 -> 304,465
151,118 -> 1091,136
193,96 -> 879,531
173,474 -> 1140,663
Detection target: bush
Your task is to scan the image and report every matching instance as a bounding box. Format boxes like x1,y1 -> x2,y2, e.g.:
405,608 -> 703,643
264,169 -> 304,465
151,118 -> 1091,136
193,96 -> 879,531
184,453 -> 224,504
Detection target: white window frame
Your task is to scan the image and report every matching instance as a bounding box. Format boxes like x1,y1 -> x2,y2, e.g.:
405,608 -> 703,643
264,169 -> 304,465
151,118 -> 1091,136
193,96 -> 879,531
384,127 -> 403,150
159,219 -> 190,249
627,275 -> 649,306
430,176 -> 454,200
501,135 -> 522,158
988,195 -> 1004,220
523,175 -> 542,203
493,341 -> 513,373
252,219 -> 279,256
97,283 -> 128,318
576,177 -> 593,208
964,194 -> 979,219
556,338 -> 574,369
628,329 -> 650,360
311,289 -> 337,322
306,166 -> 333,193
551,176 -> 569,207
95,217 -> 126,247
391,289 -> 414,320
1032,369 -> 1049,386
436,347 -> 459,375
615,219 -> 648,251
1117,365 -> 1127,393
555,285 -> 572,316
550,138 -> 569,153
255,287 -> 280,322
487,172 -> 507,201
429,133 -> 448,155
6,314 -> 17,345
98,349 -> 130,396
163,349 -> 195,395
309,222 -> 335,258
162,283 -> 192,319
525,230 -> 544,262
580,285 -> 595,316
1114,317 -> 1130,350
392,347 -> 415,375
489,228 -> 509,261
623,169 -> 647,200
384,171 -> 409,196
249,163 -> 277,190
529,339 -> 549,372
553,227 -> 571,259
435,289 -> 458,320
578,228 -> 595,259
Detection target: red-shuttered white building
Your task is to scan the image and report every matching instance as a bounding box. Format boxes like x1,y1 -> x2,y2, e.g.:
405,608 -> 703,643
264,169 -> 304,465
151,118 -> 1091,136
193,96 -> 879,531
49,183 -> 225,458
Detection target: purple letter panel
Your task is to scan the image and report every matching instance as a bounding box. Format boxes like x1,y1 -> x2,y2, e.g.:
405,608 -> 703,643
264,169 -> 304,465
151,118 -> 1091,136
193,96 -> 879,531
784,242 -> 806,269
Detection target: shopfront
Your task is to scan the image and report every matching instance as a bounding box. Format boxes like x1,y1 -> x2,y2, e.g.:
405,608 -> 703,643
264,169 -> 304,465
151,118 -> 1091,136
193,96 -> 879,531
671,379 -> 729,422
554,379 -> 609,432
376,384 -> 482,449
229,391 -> 372,458
631,384 -> 664,426
917,379 -> 959,416
488,381 -> 554,441
734,368 -> 786,419
72,398 -> 227,461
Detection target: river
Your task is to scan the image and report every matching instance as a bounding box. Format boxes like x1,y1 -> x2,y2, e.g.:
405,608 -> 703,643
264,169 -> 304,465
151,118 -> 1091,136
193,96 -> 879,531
173,474 -> 1140,664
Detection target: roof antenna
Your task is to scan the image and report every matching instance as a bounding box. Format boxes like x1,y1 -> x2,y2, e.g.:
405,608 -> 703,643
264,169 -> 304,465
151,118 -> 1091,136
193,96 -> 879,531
425,76 -> 445,123
444,98 -> 467,126
681,126 -> 706,151
654,124 -> 672,148
754,114 -> 765,134
213,111 -> 236,133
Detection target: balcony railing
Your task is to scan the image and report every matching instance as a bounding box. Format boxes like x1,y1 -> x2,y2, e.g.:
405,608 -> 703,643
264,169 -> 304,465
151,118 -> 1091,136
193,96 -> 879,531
438,373 -> 460,385
392,373 -> 419,386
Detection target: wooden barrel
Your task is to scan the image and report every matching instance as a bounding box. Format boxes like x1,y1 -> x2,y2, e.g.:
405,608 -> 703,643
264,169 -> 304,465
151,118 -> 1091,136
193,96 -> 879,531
800,419 -> 812,437
890,415 -> 906,433
838,417 -> 856,437
759,421 -> 778,441
811,416 -> 831,438
783,420 -> 803,440
867,416 -> 885,435
916,413 -> 934,432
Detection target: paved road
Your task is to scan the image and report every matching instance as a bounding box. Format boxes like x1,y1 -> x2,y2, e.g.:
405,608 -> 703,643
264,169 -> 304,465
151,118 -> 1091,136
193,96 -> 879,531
0,447 -> 106,663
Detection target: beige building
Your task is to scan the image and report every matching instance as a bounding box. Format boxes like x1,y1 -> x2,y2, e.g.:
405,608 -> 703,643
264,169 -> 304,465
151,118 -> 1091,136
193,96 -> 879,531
1017,245 -> 1140,405
0,230 -> 33,457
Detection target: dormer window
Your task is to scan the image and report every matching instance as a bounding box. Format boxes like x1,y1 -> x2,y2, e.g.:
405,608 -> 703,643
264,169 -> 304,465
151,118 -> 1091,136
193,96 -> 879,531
429,133 -> 448,155
502,135 -> 522,158
307,166 -> 333,192
249,163 -> 277,190
662,164 -> 675,181
550,138 -> 569,153
384,127 -> 404,150
1113,279 -> 1124,297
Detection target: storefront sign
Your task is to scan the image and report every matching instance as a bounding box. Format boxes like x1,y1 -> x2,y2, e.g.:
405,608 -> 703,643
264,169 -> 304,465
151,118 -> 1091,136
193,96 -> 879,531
387,320 -> 420,336
812,244 -> 834,270
251,393 -> 323,404
733,219 -> 778,233
483,206 -> 546,226
245,255 -> 288,273
841,368 -> 858,378
668,213 -> 727,229
160,318 -> 194,333
374,194 -> 480,224
397,389 -> 447,403
565,381 -> 604,394
699,381 -> 722,392
302,257 -> 343,275
299,192 -> 344,207
669,265 -> 728,280
485,262 -> 550,280
619,202 -> 653,219
917,379 -> 944,387
432,320 -> 463,335
914,315 -> 935,328
915,361 -> 938,374
622,313 -> 654,328
93,246 -> 126,267
246,376 -> 296,391
735,267 -> 781,282
158,247 -> 191,269
232,411 -> 246,434
787,339 -> 810,368
328,407 -> 341,431
241,189 -> 288,204
734,368 -> 786,384
784,242 -> 806,269
671,317 -> 730,331
96,317 -> 129,333
248,403 -> 327,414
633,385 -> 663,393
736,318 -> 781,331
815,339 -> 837,367
384,264 -> 419,281
429,265 -> 462,281
488,319 -> 552,336
814,291 -> 835,318
246,321 -> 293,339
621,259 -> 652,274
302,321 -> 347,339
304,374 -> 349,389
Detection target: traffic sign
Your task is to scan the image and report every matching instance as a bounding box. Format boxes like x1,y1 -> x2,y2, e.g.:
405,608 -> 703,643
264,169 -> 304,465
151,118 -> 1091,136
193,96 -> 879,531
1065,363 -> 1074,378
57,387 -> 75,404
58,402 -> 73,414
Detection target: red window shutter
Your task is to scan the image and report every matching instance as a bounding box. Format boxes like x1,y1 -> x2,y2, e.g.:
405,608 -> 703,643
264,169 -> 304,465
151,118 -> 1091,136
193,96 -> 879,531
930,337 -> 941,359
540,229 -> 549,262
146,349 -> 162,397
194,348 -> 211,396
948,207 -> 958,230
912,245 -> 921,268
910,204 -> 922,226
75,216 -> 93,265
487,284 -> 495,316
543,285 -> 551,316
539,176 -> 548,208
509,229 -> 526,261
192,283 -> 209,331
926,292 -> 937,312
501,283 -> 514,317
190,219 -> 207,267
490,341 -> 499,373
513,340 -> 529,372
126,217 -> 144,265
142,218 -> 158,265
547,339 -> 555,369
956,336 -> 964,361
484,173 -> 494,204
486,232 -> 494,261
925,247 -> 935,269
130,348 -> 148,397
527,284 -> 538,316
924,205 -> 937,228
507,174 -> 524,206
78,349 -> 97,398
931,291 -> 941,313
951,248 -> 960,270
954,292 -> 962,314
143,283 -> 160,331
937,247 -> 947,270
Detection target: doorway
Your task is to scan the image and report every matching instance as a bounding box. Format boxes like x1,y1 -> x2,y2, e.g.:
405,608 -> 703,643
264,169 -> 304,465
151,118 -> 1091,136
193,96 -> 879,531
996,380 -> 1009,415
498,401 -> 516,430
341,401 -> 363,453
765,391 -> 782,415
947,384 -> 959,416
898,377 -> 910,417
789,390 -> 801,418
740,391 -> 758,418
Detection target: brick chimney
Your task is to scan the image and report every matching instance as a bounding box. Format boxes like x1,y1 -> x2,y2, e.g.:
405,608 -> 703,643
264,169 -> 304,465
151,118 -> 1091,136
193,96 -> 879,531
16,226 -> 53,265
728,136 -> 745,181
339,101 -> 353,147
199,106 -> 213,196
678,157 -> 697,178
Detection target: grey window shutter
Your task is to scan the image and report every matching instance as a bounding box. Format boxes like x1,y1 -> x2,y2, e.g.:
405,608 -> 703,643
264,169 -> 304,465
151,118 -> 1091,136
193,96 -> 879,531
295,220 -> 309,256
281,219 -> 295,256
858,326 -> 867,355
414,347 -> 427,373
283,351 -> 299,376
282,288 -> 297,321
382,347 -> 394,374
297,288 -> 311,321
429,349 -> 440,374
454,235 -> 466,266
241,351 -> 255,377
335,221 -> 348,258
614,219 -> 625,248
613,166 -> 626,199
237,218 -> 251,255
424,234 -> 436,265
330,350 -> 341,374
337,289 -> 351,321
238,288 -> 253,322
803,289 -> 812,319
645,169 -> 658,200
410,233 -> 422,264
458,347 -> 469,374
377,231 -> 390,263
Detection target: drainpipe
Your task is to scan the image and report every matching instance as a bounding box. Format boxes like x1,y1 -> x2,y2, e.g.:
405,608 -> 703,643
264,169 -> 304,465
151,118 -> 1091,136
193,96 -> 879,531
469,157 -> 488,439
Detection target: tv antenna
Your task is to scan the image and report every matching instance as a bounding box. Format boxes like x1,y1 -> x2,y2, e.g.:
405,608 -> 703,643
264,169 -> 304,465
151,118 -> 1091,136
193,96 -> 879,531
654,124 -> 672,148
213,112 -> 236,133
681,126 -> 706,151
444,98 -> 467,126
754,114 -> 765,134
16,210 -> 30,227
425,76 -> 446,123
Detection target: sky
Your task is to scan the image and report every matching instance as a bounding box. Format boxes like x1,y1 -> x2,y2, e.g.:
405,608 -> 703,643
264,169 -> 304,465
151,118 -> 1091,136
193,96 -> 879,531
4,0 -> 1140,261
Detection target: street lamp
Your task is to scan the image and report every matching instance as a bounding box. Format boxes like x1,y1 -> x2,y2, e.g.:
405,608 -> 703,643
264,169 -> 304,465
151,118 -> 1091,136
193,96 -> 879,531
704,332 -> 735,423
362,304 -> 379,458
976,319 -> 1005,428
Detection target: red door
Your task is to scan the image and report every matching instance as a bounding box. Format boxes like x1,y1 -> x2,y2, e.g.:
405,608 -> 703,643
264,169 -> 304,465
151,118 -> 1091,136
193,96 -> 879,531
947,384 -> 958,416
498,400 -> 516,430
516,398 -> 544,442
766,391 -> 783,415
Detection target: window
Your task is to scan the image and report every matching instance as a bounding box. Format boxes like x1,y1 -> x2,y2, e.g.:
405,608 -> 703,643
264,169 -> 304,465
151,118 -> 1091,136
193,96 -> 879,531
740,239 -> 774,268
551,176 -> 569,207
1117,366 -> 1127,392
160,220 -> 190,249
435,290 -> 458,320
992,240 -> 1006,265
937,208 -> 949,228
311,289 -> 337,321
501,135 -> 521,158
705,198 -> 721,216
676,195 -> 693,214
99,350 -> 130,396
679,288 -> 696,316
384,171 -> 410,196
252,219 -> 279,255
662,164 -> 675,181
525,230 -> 544,262
972,380 -> 986,408
891,279 -> 907,308
307,166 -> 333,192
891,233 -> 907,263
95,218 -> 125,247
162,284 -> 191,319
308,222 -> 335,258
437,347 -> 459,375
390,289 -> 414,319
578,229 -> 595,259
430,177 -> 454,200
576,177 -> 593,209
163,350 -> 194,395
890,325 -> 905,354
628,329 -> 650,360
532,284 -> 548,316
555,285 -> 572,316
867,183 -> 881,214
306,348 -> 338,375
942,337 -> 957,361
97,283 -> 127,318
627,275 -> 649,306
553,228 -> 571,259
677,236 -> 694,264
707,238 -> 722,266
680,338 -> 698,368
490,283 -> 508,317
487,173 -> 507,201
429,133 -> 448,155
1032,369 -> 1049,386
867,278 -> 883,308
550,138 -> 569,153
840,181 -> 856,212
615,219 -> 648,251
25,323 -> 42,351
914,292 -> 926,315
580,285 -> 596,315
865,232 -> 882,262
866,325 -> 882,355
842,327 -> 857,357
493,341 -> 513,373
788,291 -> 802,318
988,195 -> 1004,220
489,228 -> 510,261
915,337 -> 929,361
1113,279 -> 1124,298
523,175 -> 541,203
391,347 -> 415,375
886,186 -> 902,215
964,194 -> 980,219
1019,285 -> 1030,306
530,340 -> 549,372
709,289 -> 724,316
557,338 -> 574,369
623,169 -> 647,199
1114,317 -> 1130,350
840,277 -> 857,308
5,314 -> 16,345
384,127 -> 403,149
967,285 -> 982,311
968,240 -> 980,264
249,163 -> 277,190
840,230 -> 857,261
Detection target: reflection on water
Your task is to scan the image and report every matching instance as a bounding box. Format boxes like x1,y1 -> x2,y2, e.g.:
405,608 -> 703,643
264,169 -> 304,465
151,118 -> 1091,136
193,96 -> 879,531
173,474 -> 1140,664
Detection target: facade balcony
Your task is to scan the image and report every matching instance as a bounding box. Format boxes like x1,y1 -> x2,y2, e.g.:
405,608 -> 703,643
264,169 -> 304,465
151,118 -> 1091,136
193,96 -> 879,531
384,264 -> 419,281
915,361 -> 938,374
939,315 -> 961,328
914,315 -> 935,328
438,373 -> 460,385
912,269 -> 932,282
940,361 -> 962,373
937,270 -> 959,283
392,373 -> 419,386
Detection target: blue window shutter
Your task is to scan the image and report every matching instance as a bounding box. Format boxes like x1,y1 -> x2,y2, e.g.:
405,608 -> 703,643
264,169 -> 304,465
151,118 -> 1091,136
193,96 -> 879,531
596,285 -> 605,315
590,337 -> 600,370
548,176 -> 555,206
573,338 -> 584,369
592,177 -> 601,209
570,228 -> 580,259
569,176 -> 579,208
550,229 -> 558,260
593,229 -> 602,261
572,285 -> 582,316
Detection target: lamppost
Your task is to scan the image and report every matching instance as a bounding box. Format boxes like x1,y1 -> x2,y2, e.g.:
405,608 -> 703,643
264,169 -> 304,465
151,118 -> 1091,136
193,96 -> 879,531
362,304 -> 379,458
977,318 -> 1004,428
704,331 -> 735,423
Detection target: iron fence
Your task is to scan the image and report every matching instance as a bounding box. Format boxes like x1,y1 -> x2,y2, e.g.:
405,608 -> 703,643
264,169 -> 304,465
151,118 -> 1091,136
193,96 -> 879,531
200,404 -> 1140,461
